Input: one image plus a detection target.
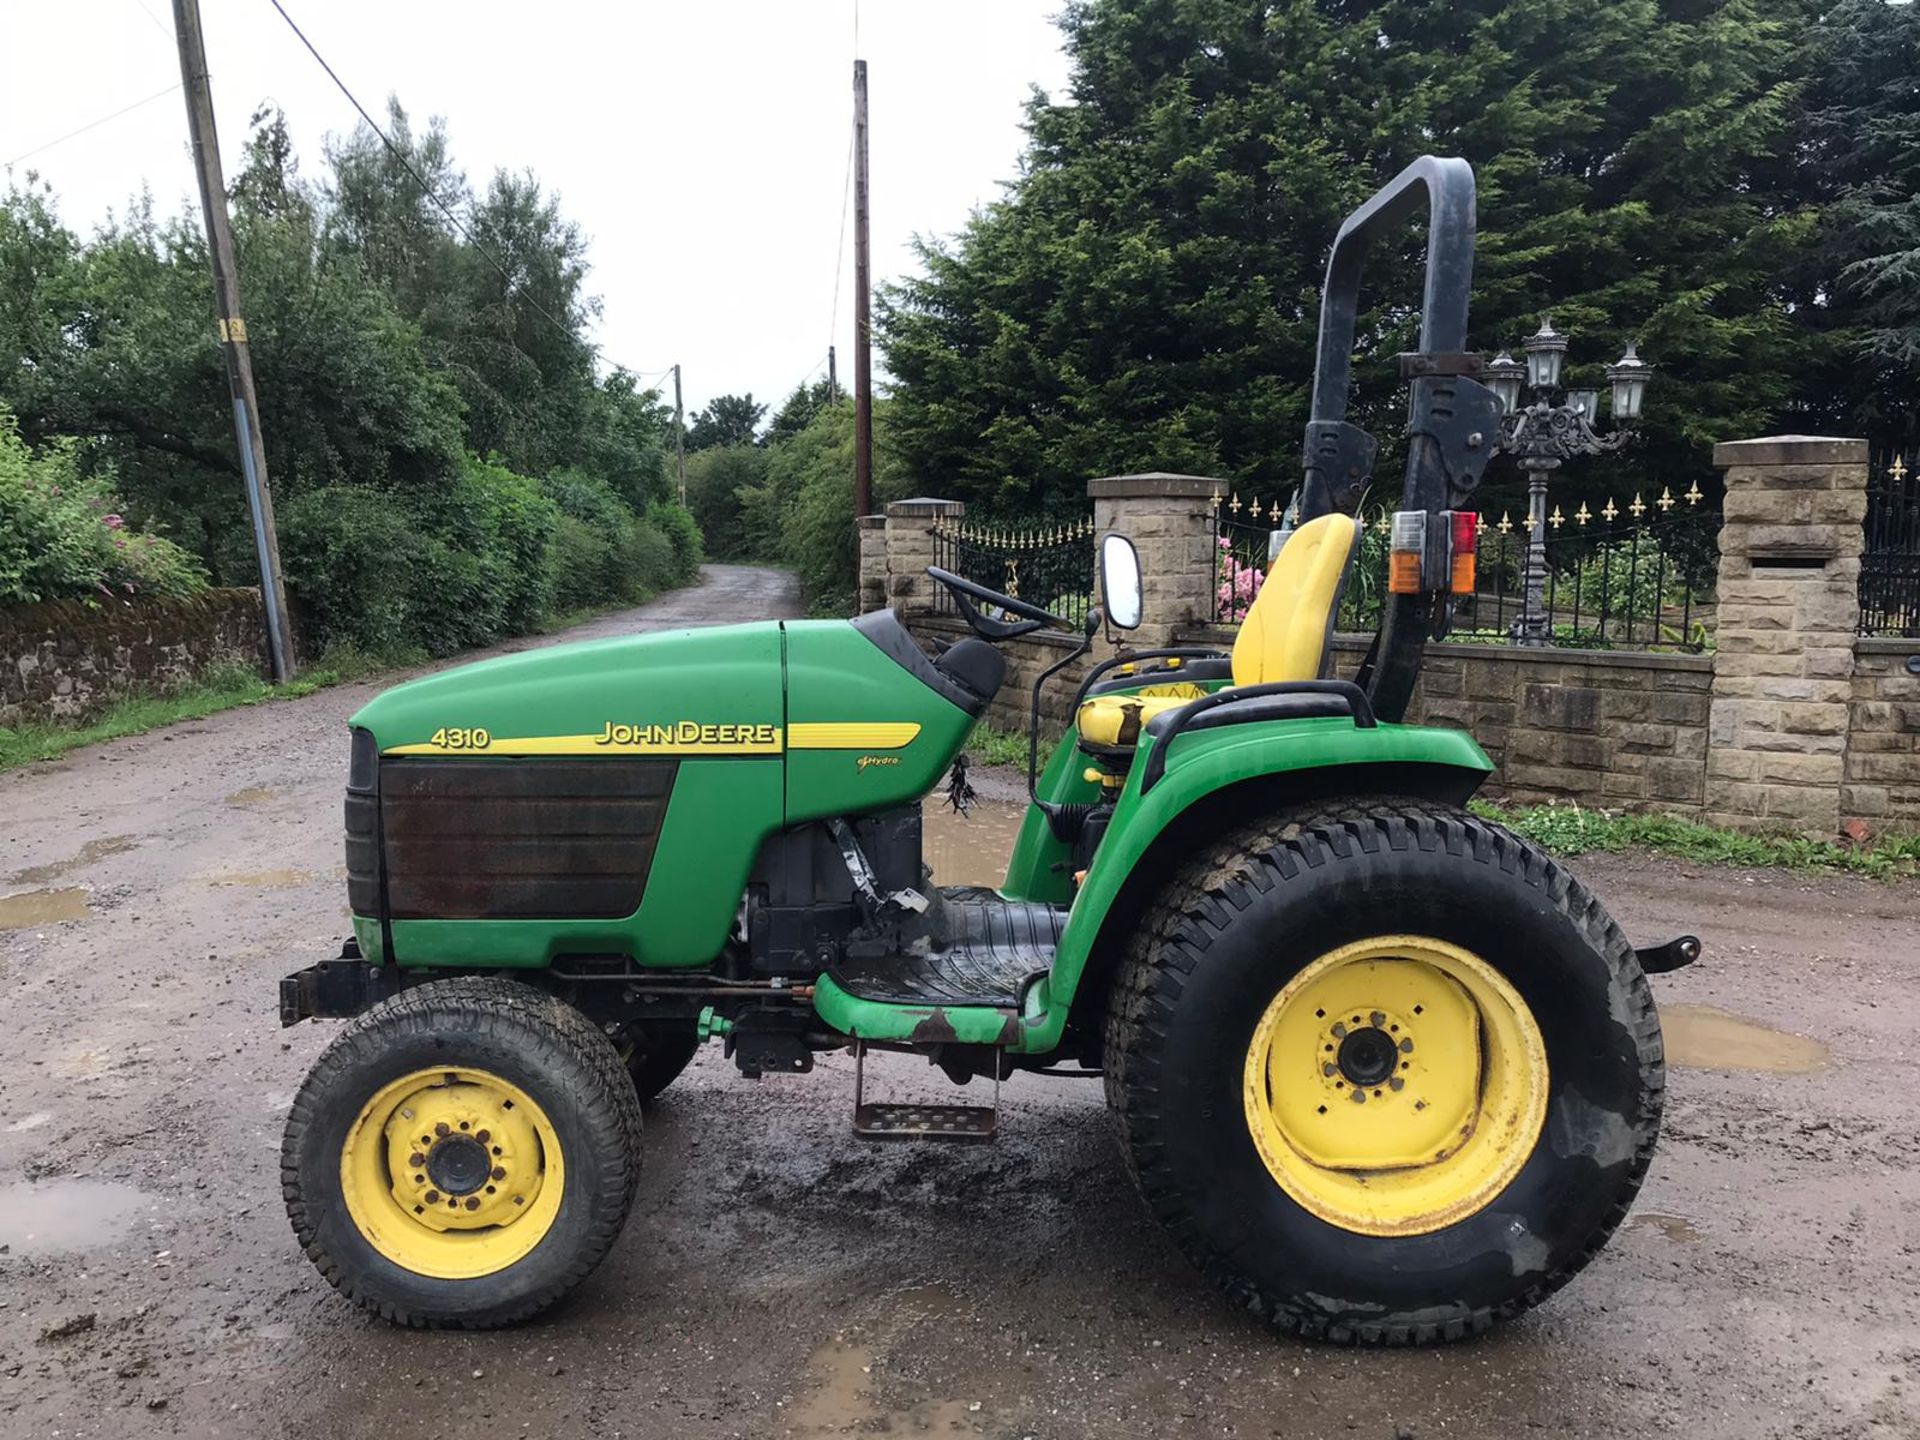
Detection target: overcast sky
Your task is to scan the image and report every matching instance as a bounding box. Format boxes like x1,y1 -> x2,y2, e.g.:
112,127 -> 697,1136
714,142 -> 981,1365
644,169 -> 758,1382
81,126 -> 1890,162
1,0 -> 1072,415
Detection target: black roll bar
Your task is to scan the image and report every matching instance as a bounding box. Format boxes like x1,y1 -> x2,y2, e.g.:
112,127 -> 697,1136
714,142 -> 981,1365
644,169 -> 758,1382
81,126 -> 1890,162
1298,156 -> 1502,723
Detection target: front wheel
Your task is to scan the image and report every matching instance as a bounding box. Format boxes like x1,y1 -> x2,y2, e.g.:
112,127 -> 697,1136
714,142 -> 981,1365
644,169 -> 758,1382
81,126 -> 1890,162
282,976 -> 642,1328
1105,799 -> 1663,1345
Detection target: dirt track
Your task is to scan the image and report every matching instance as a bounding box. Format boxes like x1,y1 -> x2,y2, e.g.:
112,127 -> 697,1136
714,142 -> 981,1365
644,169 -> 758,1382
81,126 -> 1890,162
1,563 -> 1917,1440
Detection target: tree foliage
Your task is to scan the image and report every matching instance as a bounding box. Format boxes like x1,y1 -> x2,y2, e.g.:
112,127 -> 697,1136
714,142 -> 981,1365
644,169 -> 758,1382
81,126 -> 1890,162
687,392 -> 768,450
0,100 -> 697,654
880,0 -> 1907,516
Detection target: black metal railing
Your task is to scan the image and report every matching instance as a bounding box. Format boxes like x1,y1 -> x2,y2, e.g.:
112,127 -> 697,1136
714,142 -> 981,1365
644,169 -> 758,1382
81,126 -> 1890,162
1212,485 -> 1717,651
1863,452 -> 1919,637
929,515 -> 1096,631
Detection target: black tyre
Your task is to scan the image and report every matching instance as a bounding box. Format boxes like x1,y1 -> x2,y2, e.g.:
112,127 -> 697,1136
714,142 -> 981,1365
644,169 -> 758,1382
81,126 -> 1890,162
282,976 -> 642,1329
1104,799 -> 1663,1345
622,1021 -> 702,1104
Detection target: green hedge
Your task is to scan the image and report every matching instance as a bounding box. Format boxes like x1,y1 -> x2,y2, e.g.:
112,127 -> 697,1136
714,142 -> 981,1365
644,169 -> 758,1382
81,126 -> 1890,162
281,457 -> 704,657
0,404 -> 208,604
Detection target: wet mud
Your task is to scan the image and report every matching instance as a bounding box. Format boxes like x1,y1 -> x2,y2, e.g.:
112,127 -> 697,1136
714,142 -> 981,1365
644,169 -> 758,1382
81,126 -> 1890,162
0,566 -> 1916,1439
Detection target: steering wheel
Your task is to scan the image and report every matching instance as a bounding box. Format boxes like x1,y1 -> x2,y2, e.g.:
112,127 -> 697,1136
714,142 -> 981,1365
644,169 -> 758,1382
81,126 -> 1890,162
926,566 -> 1073,641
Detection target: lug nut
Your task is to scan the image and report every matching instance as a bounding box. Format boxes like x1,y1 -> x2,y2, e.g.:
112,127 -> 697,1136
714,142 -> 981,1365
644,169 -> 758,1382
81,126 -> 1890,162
408,1153 -> 425,1168
475,1130 -> 491,1144
434,1122 -> 451,1137
465,1197 -> 481,1211
491,1167 -> 507,1181
424,1190 -> 439,1204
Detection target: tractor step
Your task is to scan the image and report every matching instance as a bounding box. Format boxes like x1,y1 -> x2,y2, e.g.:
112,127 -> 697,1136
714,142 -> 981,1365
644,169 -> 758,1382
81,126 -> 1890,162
851,1041 -> 999,1143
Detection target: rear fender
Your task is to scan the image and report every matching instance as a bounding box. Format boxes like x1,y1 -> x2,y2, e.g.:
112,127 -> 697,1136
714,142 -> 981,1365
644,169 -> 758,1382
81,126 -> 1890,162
1019,716 -> 1492,1055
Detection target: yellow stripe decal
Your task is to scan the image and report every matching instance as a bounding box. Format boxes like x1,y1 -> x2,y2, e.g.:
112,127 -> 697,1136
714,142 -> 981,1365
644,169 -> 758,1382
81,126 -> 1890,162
383,721 -> 920,757
787,722 -> 921,750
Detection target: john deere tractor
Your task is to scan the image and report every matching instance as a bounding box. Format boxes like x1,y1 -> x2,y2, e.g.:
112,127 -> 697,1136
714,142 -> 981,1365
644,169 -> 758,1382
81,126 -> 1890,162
279,158 -> 1698,1341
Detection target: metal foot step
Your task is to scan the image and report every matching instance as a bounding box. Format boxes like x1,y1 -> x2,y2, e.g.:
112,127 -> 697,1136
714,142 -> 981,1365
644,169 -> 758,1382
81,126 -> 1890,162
851,1041 -> 999,1143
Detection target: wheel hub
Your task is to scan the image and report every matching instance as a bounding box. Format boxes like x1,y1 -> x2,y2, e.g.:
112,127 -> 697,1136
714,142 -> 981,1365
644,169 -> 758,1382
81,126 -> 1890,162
425,1134 -> 492,1196
1335,1025 -> 1401,1088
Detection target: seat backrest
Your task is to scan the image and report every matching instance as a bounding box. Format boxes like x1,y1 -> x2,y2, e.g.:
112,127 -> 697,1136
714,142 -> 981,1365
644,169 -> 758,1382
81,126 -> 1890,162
1230,513 -> 1362,688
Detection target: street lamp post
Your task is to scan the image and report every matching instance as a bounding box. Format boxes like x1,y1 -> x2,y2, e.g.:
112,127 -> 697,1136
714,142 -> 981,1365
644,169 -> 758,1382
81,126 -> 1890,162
1490,317 -> 1651,646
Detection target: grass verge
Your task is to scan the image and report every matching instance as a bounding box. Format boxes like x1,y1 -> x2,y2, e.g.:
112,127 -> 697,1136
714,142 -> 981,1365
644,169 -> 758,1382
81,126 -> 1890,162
0,658 -> 338,773
962,720 -> 1037,770
1475,799 -> 1920,880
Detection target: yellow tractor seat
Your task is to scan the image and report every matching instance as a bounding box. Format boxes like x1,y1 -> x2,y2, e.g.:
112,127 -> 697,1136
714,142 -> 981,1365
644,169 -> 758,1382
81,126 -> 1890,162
1076,513 -> 1362,753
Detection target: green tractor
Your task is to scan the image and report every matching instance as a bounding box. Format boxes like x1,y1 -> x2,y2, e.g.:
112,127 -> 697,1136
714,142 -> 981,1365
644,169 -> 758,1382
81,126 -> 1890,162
279,158 -> 1698,1342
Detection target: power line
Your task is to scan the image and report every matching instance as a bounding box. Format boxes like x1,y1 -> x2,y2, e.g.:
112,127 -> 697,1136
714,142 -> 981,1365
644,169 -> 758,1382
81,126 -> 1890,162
828,124 -> 855,347
4,83 -> 184,169
265,0 -> 675,379
127,0 -> 172,39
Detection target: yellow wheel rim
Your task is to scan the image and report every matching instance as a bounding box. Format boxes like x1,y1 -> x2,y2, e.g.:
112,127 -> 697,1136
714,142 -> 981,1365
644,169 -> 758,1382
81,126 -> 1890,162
340,1067 -> 564,1280
1242,935 -> 1549,1238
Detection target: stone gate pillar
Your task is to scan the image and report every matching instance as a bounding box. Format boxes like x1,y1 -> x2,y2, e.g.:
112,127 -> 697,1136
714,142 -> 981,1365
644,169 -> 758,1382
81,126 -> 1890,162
1705,435 -> 1869,837
857,515 -> 887,614
1086,472 -> 1222,650
882,498 -> 965,618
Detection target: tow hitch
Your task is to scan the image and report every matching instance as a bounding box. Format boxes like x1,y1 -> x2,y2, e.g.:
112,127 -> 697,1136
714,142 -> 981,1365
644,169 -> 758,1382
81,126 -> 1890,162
1635,935 -> 1702,975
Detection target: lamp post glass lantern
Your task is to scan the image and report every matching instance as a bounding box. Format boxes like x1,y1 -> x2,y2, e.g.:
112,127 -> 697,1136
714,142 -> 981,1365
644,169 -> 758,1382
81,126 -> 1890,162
1607,341 -> 1651,422
1522,315 -> 1567,390
1486,351 -> 1526,415
1493,318 -> 1650,646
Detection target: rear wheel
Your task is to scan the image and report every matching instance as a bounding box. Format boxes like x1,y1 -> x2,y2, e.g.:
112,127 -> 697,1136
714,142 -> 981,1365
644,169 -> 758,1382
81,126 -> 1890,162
1104,799 -> 1663,1344
283,976 -> 641,1328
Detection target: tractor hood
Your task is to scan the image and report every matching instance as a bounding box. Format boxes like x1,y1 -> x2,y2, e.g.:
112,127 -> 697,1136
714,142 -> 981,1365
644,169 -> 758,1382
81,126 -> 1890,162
349,622 -> 788,758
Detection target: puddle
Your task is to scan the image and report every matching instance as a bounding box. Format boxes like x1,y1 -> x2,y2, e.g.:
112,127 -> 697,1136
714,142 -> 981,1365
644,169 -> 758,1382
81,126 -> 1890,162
790,1287 -> 980,1437
9,836 -> 136,885
0,887 -> 91,929
202,869 -> 313,889
1628,1211 -> 1703,1243
922,799 -> 1025,889
1662,1004 -> 1831,1073
0,1179 -> 154,1256
224,787 -> 279,808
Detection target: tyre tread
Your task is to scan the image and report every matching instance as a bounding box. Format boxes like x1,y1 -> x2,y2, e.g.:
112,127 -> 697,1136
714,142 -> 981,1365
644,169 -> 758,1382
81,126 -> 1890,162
1103,797 -> 1664,1347
281,975 -> 642,1330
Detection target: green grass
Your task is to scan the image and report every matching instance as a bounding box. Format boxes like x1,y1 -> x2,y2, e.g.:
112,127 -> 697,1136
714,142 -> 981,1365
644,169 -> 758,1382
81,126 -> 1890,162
1474,799 -> 1920,880
962,720 -> 1036,770
0,658 -> 335,772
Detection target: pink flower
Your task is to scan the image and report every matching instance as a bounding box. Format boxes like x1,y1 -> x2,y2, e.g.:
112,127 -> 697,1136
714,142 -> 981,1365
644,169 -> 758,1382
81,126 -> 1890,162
103,513 -> 125,530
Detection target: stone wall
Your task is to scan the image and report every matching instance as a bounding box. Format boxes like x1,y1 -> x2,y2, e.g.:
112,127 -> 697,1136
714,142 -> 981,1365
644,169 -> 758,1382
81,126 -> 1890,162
0,589 -> 269,726
1846,640 -> 1920,828
1166,628 -> 1715,810
862,449 -> 1919,838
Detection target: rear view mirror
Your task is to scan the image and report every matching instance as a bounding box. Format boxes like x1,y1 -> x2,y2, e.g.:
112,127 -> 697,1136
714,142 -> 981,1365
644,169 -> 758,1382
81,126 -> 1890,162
1100,533 -> 1143,630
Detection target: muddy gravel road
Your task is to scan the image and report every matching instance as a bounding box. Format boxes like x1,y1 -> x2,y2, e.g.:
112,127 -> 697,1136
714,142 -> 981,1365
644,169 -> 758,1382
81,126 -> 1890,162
2,563 -> 1917,1439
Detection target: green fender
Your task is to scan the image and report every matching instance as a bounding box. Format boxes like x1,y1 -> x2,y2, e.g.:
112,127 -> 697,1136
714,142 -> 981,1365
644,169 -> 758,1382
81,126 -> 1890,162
812,713 -> 1493,1052
1023,715 -> 1492,1052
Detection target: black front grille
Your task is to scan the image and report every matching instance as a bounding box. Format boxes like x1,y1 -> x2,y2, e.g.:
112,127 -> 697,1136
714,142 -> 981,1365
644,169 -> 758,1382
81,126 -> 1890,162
376,758 -> 676,920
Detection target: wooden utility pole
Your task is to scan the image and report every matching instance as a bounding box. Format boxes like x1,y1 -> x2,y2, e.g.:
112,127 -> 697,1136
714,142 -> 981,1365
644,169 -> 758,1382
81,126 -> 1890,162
672,363 -> 687,506
852,59 -> 873,520
827,344 -> 837,403
172,0 -> 294,682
